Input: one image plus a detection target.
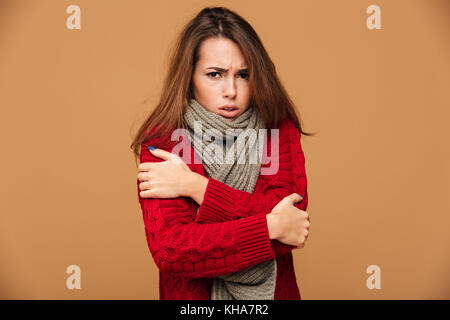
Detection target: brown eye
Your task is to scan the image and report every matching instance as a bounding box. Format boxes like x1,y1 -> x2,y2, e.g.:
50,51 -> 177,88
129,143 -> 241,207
207,72 -> 220,79
239,73 -> 249,80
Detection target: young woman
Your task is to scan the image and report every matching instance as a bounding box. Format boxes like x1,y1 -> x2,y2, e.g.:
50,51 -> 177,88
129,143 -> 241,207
131,6 -> 314,300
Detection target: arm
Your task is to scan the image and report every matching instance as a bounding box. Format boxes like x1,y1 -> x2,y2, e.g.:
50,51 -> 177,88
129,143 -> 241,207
137,142 -> 276,279
194,119 -> 307,223
192,119 -> 308,256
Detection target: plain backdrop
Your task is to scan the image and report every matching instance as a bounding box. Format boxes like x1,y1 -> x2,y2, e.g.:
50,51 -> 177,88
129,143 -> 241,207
0,0 -> 449,299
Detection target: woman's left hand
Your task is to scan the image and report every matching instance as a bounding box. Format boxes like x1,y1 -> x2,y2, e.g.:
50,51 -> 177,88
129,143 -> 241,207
137,148 -> 193,199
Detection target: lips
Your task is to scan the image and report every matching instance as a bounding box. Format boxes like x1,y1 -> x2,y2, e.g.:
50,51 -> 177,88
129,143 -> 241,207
218,105 -> 239,118
221,106 -> 237,111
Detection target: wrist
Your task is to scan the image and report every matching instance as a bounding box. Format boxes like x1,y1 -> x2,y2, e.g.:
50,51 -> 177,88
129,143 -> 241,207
181,171 -> 197,197
184,171 -> 208,204
266,213 -> 280,240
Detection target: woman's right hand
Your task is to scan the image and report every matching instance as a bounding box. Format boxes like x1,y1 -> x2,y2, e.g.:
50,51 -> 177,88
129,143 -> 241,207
266,193 -> 310,248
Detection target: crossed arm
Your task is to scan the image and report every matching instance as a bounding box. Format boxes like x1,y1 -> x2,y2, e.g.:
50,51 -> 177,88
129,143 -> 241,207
138,119 -> 308,277
191,121 -> 308,256
137,146 -> 277,279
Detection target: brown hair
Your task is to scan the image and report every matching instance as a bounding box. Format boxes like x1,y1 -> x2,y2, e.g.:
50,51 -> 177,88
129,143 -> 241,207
130,6 -> 316,165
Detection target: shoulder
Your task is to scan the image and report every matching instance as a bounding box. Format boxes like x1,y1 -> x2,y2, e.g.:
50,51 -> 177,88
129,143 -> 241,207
278,117 -> 298,132
139,125 -> 200,171
141,123 -> 173,148
141,121 -> 193,151
276,117 -> 301,146
139,124 -> 181,163
277,118 -> 305,167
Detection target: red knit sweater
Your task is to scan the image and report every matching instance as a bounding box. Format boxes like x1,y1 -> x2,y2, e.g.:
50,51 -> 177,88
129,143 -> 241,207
136,117 -> 309,300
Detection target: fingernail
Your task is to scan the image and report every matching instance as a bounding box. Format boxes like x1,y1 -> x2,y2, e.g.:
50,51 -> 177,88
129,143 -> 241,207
148,146 -> 156,151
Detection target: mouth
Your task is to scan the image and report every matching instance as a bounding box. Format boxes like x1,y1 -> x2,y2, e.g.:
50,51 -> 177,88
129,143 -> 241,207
218,106 -> 239,118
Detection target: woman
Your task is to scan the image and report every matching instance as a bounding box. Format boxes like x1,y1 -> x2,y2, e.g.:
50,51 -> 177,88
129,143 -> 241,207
131,6 -> 314,300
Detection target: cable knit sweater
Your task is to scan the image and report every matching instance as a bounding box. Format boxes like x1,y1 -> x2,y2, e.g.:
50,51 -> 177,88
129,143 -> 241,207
136,117 -> 309,300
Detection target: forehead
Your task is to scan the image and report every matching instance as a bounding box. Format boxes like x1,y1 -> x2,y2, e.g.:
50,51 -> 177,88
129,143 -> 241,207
197,37 -> 248,68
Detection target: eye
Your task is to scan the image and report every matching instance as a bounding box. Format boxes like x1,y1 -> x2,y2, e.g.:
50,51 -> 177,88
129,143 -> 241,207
239,73 -> 249,80
207,72 -> 221,79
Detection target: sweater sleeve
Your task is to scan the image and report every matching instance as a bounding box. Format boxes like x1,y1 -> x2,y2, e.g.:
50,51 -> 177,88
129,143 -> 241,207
194,119 -> 309,256
137,141 -> 276,279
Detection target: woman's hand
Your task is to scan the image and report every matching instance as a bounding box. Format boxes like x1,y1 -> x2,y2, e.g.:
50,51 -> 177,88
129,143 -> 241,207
137,148 -> 194,199
266,193 -> 310,249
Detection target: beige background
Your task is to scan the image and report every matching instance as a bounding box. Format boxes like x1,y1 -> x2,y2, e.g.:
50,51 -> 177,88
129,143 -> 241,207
0,0 -> 449,299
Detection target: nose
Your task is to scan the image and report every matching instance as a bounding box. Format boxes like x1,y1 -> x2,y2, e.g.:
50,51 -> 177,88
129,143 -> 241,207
223,75 -> 237,98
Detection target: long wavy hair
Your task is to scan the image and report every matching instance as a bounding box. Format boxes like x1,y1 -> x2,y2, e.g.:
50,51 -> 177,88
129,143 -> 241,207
130,6 -> 316,165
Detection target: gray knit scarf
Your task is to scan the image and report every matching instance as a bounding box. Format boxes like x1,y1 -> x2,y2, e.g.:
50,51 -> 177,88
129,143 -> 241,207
183,98 -> 277,300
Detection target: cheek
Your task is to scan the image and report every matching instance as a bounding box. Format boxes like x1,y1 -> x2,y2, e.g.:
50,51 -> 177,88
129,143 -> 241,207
194,77 -> 213,96
237,84 -> 251,101
238,88 -> 252,112
239,105 -> 250,116
193,82 -> 221,111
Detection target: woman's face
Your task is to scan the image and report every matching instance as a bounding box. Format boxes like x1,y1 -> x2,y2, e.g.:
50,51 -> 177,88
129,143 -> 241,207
191,37 -> 252,121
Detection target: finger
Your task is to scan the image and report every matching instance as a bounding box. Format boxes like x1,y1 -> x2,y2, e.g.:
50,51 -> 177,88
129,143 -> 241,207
137,172 -> 149,182
138,162 -> 156,172
139,189 -> 156,199
169,153 -> 184,165
148,148 -> 174,161
288,193 -> 304,204
305,219 -> 311,228
139,181 -> 151,191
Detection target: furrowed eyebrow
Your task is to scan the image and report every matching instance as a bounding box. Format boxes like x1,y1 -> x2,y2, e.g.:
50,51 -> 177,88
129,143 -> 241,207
205,67 -> 249,72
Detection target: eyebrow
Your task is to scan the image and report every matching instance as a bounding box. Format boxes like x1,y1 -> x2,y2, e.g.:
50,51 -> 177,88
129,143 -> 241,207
205,66 -> 249,72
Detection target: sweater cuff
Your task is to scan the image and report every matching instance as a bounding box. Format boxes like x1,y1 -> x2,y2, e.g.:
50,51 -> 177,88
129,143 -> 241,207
195,178 -> 236,223
234,213 -> 276,268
